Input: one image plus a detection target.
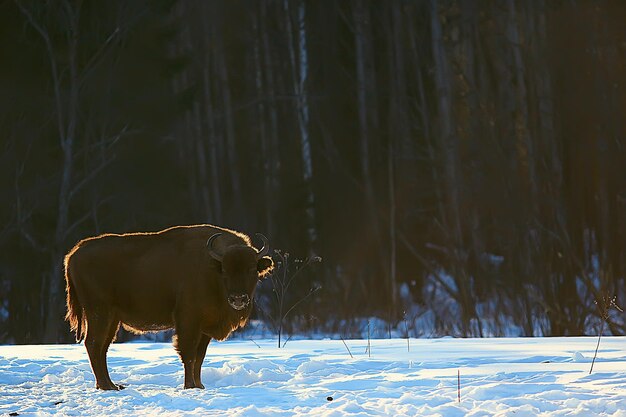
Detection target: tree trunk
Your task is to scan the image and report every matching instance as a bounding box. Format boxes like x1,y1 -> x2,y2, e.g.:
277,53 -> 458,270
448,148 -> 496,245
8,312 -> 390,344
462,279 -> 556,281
507,0 -> 538,216
254,4 -> 275,236
182,11 -> 212,221
260,2 -> 281,239
202,64 -> 223,223
430,0 -> 475,336
353,0 -> 378,230
388,138 -> 397,314
385,2 -> 410,318
200,6 -> 222,223
284,0 -> 317,250
42,1 -> 81,343
212,16 -> 244,226
353,0 -> 388,305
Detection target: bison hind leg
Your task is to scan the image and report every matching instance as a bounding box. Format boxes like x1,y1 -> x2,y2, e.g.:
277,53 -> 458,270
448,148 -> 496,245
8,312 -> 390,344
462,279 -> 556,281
84,310 -> 121,390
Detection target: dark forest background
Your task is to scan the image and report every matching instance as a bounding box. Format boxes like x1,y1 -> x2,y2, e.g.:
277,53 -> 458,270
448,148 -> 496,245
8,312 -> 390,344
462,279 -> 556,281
1,0 -> 625,344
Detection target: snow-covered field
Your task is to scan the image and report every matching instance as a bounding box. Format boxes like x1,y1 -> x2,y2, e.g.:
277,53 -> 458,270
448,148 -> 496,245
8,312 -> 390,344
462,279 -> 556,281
1,337 -> 625,416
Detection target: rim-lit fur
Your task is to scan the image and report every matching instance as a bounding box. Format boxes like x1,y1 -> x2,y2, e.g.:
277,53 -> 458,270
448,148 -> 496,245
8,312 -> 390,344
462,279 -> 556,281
64,252 -> 86,342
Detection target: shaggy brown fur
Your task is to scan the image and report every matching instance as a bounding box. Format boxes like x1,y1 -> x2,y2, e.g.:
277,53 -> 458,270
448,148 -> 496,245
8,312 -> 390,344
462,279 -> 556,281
64,224 -> 273,390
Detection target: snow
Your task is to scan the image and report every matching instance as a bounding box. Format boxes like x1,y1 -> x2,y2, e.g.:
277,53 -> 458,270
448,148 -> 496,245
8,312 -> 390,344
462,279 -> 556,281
1,337 -> 625,416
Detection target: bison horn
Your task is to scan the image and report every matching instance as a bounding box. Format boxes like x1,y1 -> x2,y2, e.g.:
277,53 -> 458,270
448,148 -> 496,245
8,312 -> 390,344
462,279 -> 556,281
255,233 -> 270,258
206,233 -> 224,262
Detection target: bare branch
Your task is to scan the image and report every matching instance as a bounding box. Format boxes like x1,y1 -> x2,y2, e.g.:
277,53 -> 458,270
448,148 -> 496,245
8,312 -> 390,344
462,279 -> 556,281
64,196 -> 112,240
79,27 -> 121,86
398,232 -> 459,297
14,0 -> 66,144
68,156 -> 115,202
281,285 -> 320,322
68,124 -> 130,202
13,144 -> 46,252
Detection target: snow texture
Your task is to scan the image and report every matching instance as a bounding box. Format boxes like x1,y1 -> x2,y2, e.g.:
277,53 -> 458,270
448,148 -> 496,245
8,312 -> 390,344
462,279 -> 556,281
1,337 -> 625,416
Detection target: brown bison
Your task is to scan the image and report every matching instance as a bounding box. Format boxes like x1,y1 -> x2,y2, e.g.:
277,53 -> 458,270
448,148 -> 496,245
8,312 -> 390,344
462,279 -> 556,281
64,224 -> 274,390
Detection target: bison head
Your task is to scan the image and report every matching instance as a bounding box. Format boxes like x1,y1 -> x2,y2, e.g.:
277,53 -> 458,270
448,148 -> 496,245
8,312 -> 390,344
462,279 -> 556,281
207,233 -> 274,311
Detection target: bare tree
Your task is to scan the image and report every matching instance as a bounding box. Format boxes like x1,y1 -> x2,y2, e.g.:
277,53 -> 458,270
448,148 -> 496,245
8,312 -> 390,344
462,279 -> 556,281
430,0 -> 481,336
15,0 -> 83,341
352,0 -> 391,307
15,0 -> 140,341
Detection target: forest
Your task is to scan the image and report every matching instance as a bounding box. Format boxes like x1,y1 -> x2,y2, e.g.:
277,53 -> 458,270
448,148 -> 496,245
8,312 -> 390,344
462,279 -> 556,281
0,0 -> 625,344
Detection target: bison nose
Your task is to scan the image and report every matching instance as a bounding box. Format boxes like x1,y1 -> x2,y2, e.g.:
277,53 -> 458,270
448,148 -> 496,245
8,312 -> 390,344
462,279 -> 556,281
227,294 -> 250,310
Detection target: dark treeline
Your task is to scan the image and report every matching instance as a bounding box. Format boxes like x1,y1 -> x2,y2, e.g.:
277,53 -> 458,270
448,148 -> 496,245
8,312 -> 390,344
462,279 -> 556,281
1,0 -> 625,343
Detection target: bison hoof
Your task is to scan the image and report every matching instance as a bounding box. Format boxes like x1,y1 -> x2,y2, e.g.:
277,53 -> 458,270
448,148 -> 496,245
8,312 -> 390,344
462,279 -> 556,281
184,383 -> 205,389
97,383 -> 125,391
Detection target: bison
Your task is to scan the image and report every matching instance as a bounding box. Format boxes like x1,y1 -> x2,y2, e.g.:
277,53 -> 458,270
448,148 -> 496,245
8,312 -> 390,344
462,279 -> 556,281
64,224 -> 274,390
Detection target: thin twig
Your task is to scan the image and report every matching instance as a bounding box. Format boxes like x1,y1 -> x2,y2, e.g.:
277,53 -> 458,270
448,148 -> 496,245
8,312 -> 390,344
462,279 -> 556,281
404,314 -> 410,353
457,369 -> 461,403
589,320 -> 604,374
366,320 -> 371,358
281,286 -> 321,322
589,295 -> 622,374
340,336 -> 354,358
265,250 -> 321,348
281,334 -> 293,348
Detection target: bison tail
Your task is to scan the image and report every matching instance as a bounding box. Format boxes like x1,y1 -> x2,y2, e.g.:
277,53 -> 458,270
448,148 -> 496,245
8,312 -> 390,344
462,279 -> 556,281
64,255 -> 86,343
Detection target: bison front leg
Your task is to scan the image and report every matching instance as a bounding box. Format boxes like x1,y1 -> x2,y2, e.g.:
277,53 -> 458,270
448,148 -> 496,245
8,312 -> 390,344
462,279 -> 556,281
173,321 -> 203,389
193,334 -> 211,389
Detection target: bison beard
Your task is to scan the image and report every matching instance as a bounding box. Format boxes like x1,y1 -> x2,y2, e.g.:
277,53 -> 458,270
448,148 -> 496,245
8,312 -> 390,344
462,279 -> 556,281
64,224 -> 274,390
